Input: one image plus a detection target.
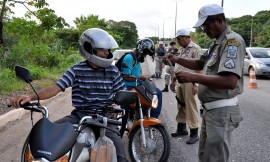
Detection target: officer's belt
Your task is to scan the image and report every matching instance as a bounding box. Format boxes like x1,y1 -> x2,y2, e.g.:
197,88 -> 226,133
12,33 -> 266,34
202,96 -> 238,111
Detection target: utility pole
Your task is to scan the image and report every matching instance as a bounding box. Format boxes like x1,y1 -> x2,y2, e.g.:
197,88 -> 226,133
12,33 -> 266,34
249,15 -> 254,47
175,1 -> 177,38
163,18 -> 165,42
154,23 -> 159,38
162,17 -> 171,42
157,24 -> 160,38
221,0 -> 224,7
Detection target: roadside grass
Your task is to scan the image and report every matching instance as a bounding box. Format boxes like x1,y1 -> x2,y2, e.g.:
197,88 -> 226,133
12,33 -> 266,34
0,53 -> 83,95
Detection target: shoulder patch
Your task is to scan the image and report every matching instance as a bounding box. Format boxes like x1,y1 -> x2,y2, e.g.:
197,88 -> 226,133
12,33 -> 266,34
227,45 -> 238,59
227,39 -> 240,46
224,59 -> 235,69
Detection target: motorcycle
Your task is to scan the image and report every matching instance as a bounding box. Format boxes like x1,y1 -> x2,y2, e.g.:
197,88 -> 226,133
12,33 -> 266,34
121,63 -> 171,162
14,65 -> 138,162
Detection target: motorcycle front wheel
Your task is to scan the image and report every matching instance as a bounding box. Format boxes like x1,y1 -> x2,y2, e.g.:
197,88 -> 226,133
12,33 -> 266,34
128,124 -> 171,162
21,135 -> 29,162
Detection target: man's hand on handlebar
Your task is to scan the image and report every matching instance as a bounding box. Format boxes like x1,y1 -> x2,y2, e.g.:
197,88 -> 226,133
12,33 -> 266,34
10,95 -> 32,108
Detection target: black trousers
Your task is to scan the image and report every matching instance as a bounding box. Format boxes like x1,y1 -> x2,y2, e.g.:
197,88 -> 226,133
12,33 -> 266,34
55,109 -> 129,162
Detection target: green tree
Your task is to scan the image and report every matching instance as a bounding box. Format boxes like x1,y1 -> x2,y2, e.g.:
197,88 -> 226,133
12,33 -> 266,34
0,0 -> 47,46
254,18 -> 270,47
107,20 -> 138,49
3,17 -> 38,46
228,15 -> 251,45
1,0 -> 68,46
55,28 -> 80,50
25,7 -> 69,31
228,10 -> 270,47
5,17 -> 38,35
252,11 -> 270,47
74,14 -> 108,34
148,36 -> 159,45
193,32 -> 212,49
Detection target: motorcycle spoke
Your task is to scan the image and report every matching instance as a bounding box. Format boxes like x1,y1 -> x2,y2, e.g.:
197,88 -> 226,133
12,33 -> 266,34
131,126 -> 165,162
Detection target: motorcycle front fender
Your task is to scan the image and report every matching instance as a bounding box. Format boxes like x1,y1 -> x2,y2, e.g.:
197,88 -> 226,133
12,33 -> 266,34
129,117 -> 162,132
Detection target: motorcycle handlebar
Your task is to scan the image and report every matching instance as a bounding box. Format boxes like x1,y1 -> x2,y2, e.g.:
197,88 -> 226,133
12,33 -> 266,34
105,118 -> 122,125
20,102 -> 41,112
79,115 -> 122,135
20,102 -> 48,118
94,114 -> 123,126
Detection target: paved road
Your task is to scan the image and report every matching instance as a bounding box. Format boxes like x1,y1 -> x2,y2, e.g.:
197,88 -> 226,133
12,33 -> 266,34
1,56 -> 270,162
0,91 -> 73,162
145,56 -> 270,162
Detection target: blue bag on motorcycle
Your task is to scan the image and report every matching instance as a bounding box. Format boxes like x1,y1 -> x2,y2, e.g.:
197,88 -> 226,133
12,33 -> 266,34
90,117 -> 117,162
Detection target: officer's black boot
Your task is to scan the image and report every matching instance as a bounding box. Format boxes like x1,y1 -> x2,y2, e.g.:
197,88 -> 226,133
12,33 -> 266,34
171,123 -> 188,137
158,73 -> 162,79
151,73 -> 157,78
186,128 -> 199,144
156,73 -> 160,79
162,85 -> 169,92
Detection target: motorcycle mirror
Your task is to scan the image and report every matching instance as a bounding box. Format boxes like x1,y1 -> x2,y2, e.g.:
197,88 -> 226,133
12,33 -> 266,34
15,65 -> 33,83
114,91 -> 138,105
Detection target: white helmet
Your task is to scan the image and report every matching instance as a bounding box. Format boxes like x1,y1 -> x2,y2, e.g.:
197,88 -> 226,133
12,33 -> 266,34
79,28 -> 119,68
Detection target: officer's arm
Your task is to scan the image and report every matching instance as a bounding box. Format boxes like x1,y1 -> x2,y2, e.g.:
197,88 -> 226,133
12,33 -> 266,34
174,57 -> 203,70
191,72 -> 239,89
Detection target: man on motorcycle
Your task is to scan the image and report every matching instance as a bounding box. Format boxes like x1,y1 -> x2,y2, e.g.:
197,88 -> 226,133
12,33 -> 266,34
119,38 -> 163,137
10,28 -> 129,162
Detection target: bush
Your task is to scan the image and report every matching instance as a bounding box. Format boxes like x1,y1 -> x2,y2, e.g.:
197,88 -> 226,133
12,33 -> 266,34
0,68 -> 25,94
26,66 -> 47,80
0,36 -> 31,69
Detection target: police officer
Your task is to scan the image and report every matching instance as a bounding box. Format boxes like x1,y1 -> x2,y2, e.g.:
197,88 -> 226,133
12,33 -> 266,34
152,42 -> 167,79
162,41 -> 179,92
165,29 -> 202,145
165,4 -> 245,162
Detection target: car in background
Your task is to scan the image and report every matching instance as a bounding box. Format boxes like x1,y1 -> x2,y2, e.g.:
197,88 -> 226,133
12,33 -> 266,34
112,49 -> 132,65
244,47 -> 270,76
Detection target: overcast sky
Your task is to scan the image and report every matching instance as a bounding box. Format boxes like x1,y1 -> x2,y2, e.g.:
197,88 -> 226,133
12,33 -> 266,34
14,0 -> 270,39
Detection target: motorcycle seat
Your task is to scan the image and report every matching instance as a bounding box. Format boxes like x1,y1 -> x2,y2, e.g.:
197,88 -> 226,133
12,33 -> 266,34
29,118 -> 77,161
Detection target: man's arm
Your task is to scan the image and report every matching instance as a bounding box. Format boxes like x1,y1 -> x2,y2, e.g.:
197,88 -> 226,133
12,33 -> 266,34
174,56 -> 203,71
175,71 -> 239,89
11,84 -> 62,108
163,54 -> 202,70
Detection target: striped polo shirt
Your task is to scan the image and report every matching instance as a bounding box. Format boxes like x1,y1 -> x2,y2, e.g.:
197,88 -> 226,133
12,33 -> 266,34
56,61 -> 127,109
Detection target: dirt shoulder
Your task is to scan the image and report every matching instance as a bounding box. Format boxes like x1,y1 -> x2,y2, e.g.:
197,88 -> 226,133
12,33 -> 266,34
0,92 -> 27,116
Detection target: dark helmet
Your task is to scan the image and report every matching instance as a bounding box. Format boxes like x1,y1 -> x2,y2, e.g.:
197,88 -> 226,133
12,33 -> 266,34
136,38 -> 155,57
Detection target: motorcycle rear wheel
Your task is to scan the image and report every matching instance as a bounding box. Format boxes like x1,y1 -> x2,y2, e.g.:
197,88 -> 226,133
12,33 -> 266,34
128,124 -> 171,162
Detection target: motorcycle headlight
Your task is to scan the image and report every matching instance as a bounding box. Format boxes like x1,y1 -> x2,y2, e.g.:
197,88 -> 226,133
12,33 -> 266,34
25,146 -> 69,162
151,95 -> 158,109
